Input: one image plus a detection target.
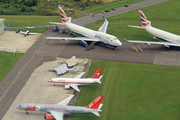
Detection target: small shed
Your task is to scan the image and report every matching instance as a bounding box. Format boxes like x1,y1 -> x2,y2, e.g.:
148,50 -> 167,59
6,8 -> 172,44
0,19 -> 6,35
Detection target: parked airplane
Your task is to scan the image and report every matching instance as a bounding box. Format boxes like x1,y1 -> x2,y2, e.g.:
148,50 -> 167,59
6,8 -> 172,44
16,26 -> 37,37
17,95 -> 104,120
48,63 -> 78,75
62,56 -> 88,67
126,10 -> 180,48
48,68 -> 103,92
46,5 -> 122,50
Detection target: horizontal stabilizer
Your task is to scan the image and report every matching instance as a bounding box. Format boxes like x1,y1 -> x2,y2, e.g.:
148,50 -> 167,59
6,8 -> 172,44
98,103 -> 103,110
96,75 -> 103,84
73,66 -> 78,71
92,111 -> 100,116
49,22 -> 64,25
128,25 -> 145,29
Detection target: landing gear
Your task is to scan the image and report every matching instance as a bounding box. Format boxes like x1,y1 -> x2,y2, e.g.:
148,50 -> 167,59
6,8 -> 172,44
54,84 -> 55,86
112,47 -> 115,50
26,111 -> 28,114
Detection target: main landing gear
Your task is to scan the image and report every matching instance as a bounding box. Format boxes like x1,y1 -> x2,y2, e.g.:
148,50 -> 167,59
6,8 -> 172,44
26,111 -> 28,114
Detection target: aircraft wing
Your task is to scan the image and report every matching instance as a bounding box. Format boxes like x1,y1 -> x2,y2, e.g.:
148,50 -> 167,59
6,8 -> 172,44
50,111 -> 63,120
125,38 -> 180,47
19,31 -> 25,34
98,19 -> 109,33
49,22 -> 64,25
69,84 -> 80,92
56,63 -> 68,75
57,95 -> 74,105
74,72 -> 86,79
28,32 -> 37,35
46,37 -> 98,42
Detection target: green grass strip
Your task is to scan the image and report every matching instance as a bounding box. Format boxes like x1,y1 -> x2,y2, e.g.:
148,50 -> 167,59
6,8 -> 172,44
71,60 -> 180,120
0,52 -> 23,83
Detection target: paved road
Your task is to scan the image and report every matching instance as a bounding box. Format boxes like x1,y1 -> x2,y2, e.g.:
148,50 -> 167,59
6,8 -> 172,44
0,0 -> 169,119
72,0 -> 168,25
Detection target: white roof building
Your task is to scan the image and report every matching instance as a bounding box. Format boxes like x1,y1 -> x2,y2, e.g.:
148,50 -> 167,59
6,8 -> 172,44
0,19 -> 6,35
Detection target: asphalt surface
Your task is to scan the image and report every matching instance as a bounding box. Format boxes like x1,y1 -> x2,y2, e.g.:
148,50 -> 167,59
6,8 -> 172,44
0,0 -> 169,119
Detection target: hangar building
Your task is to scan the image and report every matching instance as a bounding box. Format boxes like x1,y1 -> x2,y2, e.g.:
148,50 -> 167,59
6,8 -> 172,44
0,19 -> 5,34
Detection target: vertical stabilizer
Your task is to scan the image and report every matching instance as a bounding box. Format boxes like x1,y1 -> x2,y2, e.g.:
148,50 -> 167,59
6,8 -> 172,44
91,68 -> 102,78
58,5 -> 70,23
86,96 -> 104,109
138,10 -> 151,27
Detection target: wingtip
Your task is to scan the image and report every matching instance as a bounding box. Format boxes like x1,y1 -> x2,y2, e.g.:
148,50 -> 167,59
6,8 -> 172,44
124,38 -> 128,41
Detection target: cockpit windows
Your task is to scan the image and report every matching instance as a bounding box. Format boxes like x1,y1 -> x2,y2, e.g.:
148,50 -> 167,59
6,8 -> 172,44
114,38 -> 117,40
19,105 -> 21,107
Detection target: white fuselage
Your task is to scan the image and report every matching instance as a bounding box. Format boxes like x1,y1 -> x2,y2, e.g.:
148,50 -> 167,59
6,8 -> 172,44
49,78 -> 98,85
25,30 -> 30,35
64,22 -> 122,47
145,26 -> 180,44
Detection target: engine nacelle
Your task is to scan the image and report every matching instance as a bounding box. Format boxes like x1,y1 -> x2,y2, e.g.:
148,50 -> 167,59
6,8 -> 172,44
44,114 -> 53,120
65,85 -> 70,89
16,30 -> 20,33
80,41 -> 88,47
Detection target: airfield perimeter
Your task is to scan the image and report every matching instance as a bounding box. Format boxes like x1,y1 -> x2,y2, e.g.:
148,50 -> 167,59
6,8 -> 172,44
0,0 -> 173,119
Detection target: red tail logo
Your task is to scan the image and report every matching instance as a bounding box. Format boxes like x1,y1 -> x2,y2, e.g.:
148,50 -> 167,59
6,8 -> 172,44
91,68 -> 102,78
86,96 -> 103,109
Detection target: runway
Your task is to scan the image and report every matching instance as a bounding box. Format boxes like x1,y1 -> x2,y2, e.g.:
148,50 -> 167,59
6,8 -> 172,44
0,0 -> 170,119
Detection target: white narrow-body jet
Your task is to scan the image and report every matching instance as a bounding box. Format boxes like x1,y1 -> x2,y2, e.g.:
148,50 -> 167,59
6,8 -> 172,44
17,26 -> 37,37
126,10 -> 180,48
48,63 -> 78,75
46,5 -> 122,50
17,95 -> 104,120
48,68 -> 103,92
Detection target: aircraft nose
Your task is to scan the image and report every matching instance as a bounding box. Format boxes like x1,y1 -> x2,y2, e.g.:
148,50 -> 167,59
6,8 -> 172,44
17,106 -> 20,109
117,40 -> 122,46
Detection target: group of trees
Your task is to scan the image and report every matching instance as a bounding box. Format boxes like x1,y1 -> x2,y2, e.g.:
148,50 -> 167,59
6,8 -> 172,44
78,0 -> 103,8
0,0 -> 37,12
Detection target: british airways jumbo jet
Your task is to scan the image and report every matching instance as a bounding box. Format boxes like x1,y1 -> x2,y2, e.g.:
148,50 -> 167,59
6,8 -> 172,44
46,5 -> 122,50
126,10 -> 180,48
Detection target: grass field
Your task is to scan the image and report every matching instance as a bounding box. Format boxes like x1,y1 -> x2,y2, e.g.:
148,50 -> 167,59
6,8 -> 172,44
71,60 -> 180,120
0,12 -> 84,27
87,0 -> 180,42
0,53 -> 23,83
84,0 -> 144,13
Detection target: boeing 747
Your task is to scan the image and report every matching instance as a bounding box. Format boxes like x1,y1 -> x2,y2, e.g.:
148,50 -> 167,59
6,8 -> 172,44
126,10 -> 180,48
46,5 -> 122,50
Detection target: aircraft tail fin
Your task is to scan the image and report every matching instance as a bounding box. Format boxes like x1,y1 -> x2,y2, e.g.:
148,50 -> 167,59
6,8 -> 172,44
138,10 -> 151,27
91,68 -> 102,78
58,5 -> 71,23
86,96 -> 104,109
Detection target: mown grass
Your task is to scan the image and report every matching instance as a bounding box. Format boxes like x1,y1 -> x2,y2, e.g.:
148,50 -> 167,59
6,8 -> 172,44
71,60 -> 180,120
0,12 -> 84,27
0,53 -> 23,83
84,0 -> 145,13
87,0 -> 180,42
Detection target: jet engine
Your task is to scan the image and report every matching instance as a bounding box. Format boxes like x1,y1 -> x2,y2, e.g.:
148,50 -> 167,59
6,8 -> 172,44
65,85 -> 70,89
80,41 -> 88,47
44,114 -> 53,120
16,30 -> 20,33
